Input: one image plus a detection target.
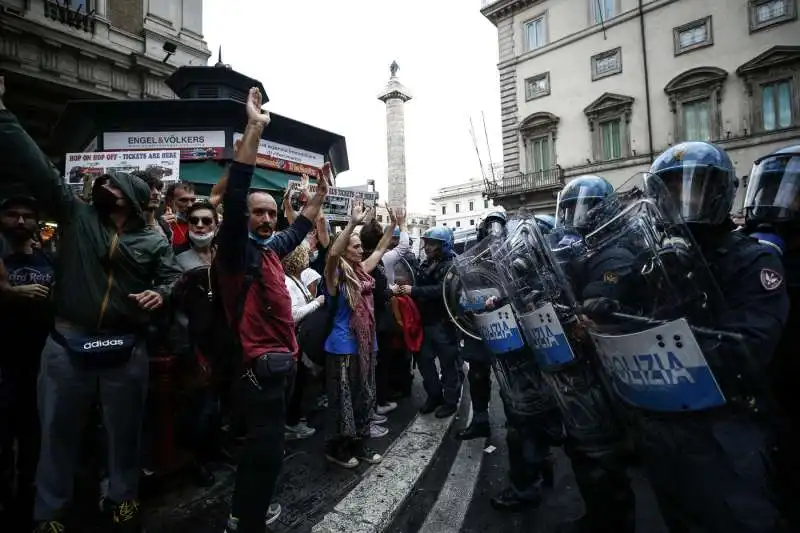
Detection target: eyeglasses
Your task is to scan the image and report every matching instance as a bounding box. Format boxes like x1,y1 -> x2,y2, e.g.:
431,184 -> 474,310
189,216 -> 214,226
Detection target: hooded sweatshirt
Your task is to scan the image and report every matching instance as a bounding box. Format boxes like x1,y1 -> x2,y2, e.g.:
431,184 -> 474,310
0,110 -> 181,332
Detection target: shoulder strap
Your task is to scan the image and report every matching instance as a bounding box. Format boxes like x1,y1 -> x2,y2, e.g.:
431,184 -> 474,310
230,242 -> 262,331
289,275 -> 313,303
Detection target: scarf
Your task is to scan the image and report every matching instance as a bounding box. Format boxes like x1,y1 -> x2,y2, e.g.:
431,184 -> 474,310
348,263 -> 376,379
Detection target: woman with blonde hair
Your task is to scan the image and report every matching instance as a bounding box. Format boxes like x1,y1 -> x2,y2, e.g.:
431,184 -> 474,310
323,202 -> 397,468
282,245 -> 325,440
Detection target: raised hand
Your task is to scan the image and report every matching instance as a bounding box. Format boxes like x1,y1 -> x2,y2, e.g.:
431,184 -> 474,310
387,204 -> 398,226
350,200 -> 369,224
245,87 -> 270,127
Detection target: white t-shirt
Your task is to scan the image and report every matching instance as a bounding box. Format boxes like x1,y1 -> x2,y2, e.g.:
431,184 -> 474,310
285,273 -> 321,323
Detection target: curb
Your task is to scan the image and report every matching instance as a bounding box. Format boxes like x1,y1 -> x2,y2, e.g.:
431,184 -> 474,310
311,404 -> 462,533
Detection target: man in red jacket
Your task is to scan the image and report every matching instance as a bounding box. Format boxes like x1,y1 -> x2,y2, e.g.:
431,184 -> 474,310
216,87 -> 329,533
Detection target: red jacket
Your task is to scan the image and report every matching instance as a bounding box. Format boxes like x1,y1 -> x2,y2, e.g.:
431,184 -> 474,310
216,162 -> 313,363
392,295 -> 423,352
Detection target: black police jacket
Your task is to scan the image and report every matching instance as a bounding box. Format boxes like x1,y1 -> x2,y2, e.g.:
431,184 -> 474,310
410,254 -> 455,326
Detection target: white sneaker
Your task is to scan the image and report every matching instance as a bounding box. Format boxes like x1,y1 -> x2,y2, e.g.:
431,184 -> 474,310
369,423 -> 389,438
370,412 -> 388,424
285,421 -> 316,440
376,402 -> 398,415
266,503 -> 282,525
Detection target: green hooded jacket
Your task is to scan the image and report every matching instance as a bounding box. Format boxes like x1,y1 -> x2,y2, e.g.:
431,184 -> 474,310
0,110 -> 181,332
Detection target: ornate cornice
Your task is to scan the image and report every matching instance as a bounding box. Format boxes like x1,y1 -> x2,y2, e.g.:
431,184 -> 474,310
481,0 -> 545,24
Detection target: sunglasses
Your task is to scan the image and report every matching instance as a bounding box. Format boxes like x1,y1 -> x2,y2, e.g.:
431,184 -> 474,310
189,216 -> 214,226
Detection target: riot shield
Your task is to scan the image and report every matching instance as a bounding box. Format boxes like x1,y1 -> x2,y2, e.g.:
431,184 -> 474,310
580,174 -> 746,413
392,256 -> 416,286
493,211 -> 625,455
443,236 -> 512,343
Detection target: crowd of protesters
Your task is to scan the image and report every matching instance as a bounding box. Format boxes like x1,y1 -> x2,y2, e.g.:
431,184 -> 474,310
0,80 -> 466,533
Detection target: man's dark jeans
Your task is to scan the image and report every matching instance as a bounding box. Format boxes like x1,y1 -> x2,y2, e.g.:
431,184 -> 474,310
418,322 -> 463,406
230,371 -> 288,532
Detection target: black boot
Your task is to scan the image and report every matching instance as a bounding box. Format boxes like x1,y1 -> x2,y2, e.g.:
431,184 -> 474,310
455,421 -> 490,440
490,486 -> 542,512
419,397 -> 442,414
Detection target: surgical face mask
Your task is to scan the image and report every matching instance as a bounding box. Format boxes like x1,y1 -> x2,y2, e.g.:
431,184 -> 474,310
309,250 -> 319,263
189,231 -> 215,248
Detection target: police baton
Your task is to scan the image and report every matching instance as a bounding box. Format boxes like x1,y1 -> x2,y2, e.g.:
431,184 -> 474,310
609,311 -> 745,344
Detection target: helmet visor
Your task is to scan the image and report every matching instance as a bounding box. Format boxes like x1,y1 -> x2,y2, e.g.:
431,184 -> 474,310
485,220 -> 505,238
556,185 -> 606,231
744,154 -> 800,222
656,164 -> 732,224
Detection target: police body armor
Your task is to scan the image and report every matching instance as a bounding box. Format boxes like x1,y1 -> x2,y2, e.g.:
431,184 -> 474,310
492,214 -> 625,456
444,230 -> 558,421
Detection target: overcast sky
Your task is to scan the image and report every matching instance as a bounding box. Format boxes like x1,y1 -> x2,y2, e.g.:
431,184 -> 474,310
202,0 -> 502,213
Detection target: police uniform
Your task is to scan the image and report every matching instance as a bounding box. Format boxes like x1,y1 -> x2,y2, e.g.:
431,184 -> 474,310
625,142 -> 790,533
743,144 -> 800,528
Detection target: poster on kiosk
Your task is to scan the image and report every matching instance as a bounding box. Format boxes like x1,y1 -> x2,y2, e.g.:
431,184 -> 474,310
64,150 -> 181,194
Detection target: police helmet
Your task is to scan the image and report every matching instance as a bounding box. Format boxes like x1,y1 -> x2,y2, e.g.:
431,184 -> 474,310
422,226 -> 454,255
649,142 -> 737,225
555,175 -> 614,233
477,210 -> 507,241
534,214 -> 556,234
744,144 -> 800,225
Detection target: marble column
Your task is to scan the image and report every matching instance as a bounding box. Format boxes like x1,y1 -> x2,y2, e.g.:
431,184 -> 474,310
378,62 -> 412,209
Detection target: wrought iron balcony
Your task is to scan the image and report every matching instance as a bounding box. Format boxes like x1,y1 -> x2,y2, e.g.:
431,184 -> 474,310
484,167 -> 564,199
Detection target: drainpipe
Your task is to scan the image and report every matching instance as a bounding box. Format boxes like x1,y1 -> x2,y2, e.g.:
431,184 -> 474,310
639,0 -> 655,163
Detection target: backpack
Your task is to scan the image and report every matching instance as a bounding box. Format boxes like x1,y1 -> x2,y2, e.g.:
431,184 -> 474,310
296,282 -> 338,367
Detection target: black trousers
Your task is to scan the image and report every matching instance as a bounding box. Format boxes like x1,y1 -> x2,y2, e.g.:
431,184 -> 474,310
286,362 -> 307,426
466,360 -> 491,414
230,371 -> 288,532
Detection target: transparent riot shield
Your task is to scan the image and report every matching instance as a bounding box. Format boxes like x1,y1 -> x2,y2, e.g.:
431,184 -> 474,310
580,173 -> 747,413
443,233 -> 558,420
493,211 -> 625,454
392,256 -> 416,287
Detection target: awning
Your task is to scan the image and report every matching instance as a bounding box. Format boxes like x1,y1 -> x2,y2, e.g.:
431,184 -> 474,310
178,161 -> 292,192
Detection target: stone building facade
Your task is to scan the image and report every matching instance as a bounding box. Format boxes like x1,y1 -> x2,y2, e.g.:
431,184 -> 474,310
432,177 -> 499,231
0,0 -> 210,153
481,0 -> 800,215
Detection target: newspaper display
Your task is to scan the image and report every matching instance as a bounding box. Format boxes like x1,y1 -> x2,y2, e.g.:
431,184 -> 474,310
64,150 -> 181,195
287,180 -> 379,222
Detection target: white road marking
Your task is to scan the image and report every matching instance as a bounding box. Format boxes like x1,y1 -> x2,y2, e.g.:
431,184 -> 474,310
418,404 -> 486,533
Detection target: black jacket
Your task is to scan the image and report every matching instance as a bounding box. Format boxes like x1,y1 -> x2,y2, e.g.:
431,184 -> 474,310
411,254 -> 454,326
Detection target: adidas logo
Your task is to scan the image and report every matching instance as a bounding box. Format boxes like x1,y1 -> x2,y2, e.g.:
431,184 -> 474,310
83,339 -> 124,350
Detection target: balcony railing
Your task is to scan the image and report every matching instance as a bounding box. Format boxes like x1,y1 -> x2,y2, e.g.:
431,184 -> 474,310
484,168 -> 564,198
481,0 -> 504,7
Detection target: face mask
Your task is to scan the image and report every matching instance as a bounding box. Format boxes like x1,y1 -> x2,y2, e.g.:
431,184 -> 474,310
93,186 -> 121,213
309,250 -> 319,263
189,231 -> 215,248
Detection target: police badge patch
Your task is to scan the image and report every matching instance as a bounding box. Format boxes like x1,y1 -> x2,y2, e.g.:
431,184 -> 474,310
760,268 -> 783,291
603,271 -> 619,284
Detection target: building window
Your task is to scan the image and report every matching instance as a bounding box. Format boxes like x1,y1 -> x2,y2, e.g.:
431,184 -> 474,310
525,72 -> 551,101
664,67 -> 727,142
673,16 -> 713,56
469,200 -> 474,211
590,0 -> 617,25
584,92 -> 634,162
456,221 -> 461,228
527,136 -> 551,172
762,79 -> 793,131
377,215 -> 383,222
737,46 -> 800,134
749,0 -> 797,32
519,111 -> 560,176
484,199 -> 489,208
681,99 -> 712,141
470,219 -> 475,226
455,203 -> 461,213
441,205 -> 446,215
591,48 -> 622,81
599,119 -> 622,160
524,14 -> 547,51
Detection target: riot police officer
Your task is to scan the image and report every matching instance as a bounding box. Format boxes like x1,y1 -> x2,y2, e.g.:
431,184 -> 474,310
456,211 -> 507,441
398,227 -> 463,418
743,144 -> 800,527
638,142 -> 790,532
550,176 -> 636,533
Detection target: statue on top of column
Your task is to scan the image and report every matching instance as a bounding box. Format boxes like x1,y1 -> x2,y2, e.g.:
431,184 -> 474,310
390,61 -> 399,77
